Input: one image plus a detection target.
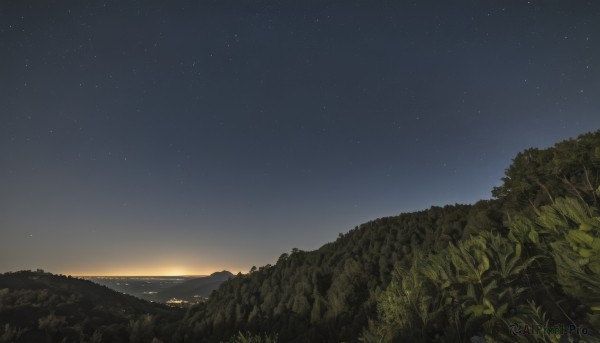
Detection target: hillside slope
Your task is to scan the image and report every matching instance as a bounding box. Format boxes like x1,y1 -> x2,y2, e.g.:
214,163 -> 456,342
0,271 -> 182,343
1,130 -> 599,343
176,130 -> 600,342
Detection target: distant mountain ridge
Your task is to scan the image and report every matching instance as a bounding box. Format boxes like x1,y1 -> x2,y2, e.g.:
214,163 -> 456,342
155,271 -> 233,303
82,275 -> 205,302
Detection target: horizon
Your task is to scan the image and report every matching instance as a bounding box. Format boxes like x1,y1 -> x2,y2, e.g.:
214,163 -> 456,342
4,141 -> 594,277
2,1 -> 600,275
7,267 -> 232,277
0,169 -> 535,277
56,267 -> 239,278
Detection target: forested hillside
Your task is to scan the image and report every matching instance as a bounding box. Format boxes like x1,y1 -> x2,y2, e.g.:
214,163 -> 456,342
1,130 -> 599,343
176,130 -> 600,343
0,271 -> 182,342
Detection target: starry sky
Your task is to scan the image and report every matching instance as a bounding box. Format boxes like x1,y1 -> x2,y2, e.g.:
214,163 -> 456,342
1,0 -> 600,276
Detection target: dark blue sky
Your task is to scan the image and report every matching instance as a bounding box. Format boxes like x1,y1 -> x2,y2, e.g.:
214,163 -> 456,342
1,0 -> 600,275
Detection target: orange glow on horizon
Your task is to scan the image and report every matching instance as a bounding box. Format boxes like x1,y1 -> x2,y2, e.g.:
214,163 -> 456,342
66,265 -> 243,277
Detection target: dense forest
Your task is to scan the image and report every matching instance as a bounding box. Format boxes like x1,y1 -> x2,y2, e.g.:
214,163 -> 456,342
0,271 -> 182,342
1,130 -> 599,342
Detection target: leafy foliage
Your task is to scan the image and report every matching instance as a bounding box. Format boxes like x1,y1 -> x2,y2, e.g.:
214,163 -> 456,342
365,197 -> 600,343
222,332 -> 278,343
492,131 -> 600,210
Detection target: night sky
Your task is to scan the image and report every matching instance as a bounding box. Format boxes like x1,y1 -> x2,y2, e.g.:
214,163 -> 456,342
1,1 -> 600,276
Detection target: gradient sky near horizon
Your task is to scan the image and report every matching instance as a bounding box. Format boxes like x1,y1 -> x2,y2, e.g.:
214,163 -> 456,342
1,0 -> 600,276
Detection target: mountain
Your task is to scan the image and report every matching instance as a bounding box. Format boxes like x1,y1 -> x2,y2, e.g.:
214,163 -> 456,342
176,130 -> 600,342
1,130 -> 599,343
0,270 -> 182,343
155,271 -> 234,303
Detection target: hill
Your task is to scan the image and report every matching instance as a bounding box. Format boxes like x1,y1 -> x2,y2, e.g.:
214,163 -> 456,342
155,271 -> 234,303
0,270 -> 182,343
1,130 -> 599,343
176,130 -> 600,342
